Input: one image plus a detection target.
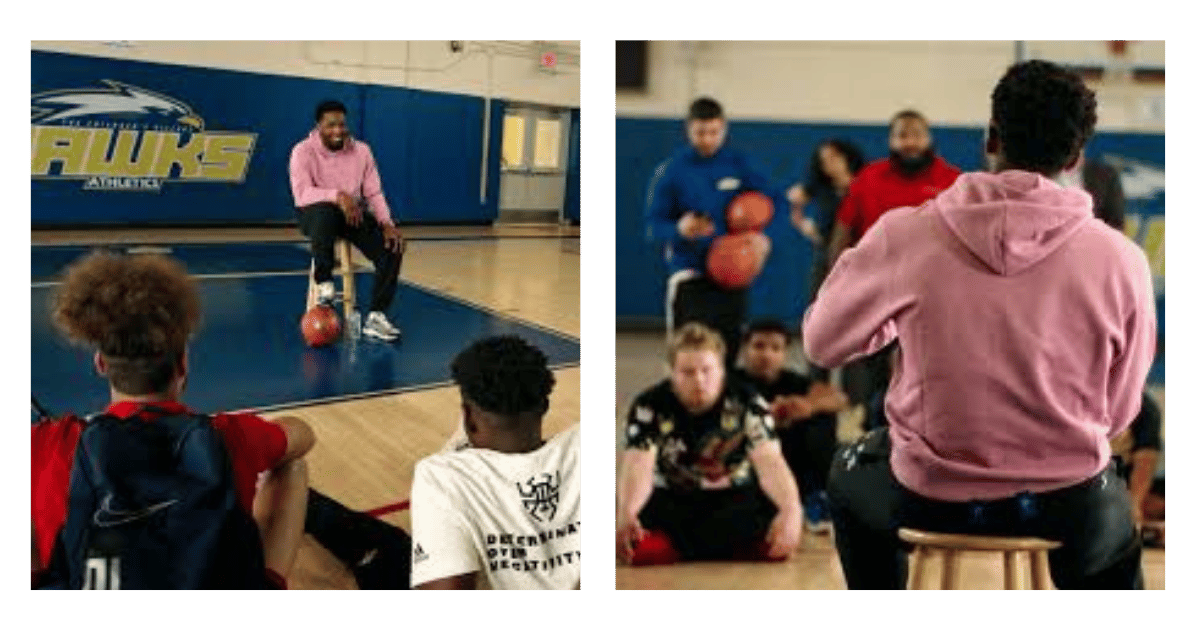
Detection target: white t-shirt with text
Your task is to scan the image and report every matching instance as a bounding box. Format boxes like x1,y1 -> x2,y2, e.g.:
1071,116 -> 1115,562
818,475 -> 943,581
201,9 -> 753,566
410,425 -> 581,590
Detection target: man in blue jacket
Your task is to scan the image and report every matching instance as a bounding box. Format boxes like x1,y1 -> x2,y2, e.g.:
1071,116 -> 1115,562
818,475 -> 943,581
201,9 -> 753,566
645,97 -> 775,364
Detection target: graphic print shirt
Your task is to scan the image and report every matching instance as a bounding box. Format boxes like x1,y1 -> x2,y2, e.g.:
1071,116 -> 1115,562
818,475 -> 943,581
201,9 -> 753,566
624,377 -> 777,491
410,424 -> 581,590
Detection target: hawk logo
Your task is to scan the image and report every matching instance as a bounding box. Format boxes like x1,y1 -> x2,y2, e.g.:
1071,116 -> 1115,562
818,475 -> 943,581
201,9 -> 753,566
516,472 -> 561,523
32,80 -> 205,129
1098,154 -> 1165,285
1101,154 -> 1165,201
413,543 -> 429,564
31,80 -> 257,192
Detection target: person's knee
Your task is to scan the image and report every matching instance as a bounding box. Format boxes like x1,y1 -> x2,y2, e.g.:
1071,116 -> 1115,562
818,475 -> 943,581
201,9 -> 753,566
306,201 -> 340,214
279,458 -> 309,486
303,204 -> 342,233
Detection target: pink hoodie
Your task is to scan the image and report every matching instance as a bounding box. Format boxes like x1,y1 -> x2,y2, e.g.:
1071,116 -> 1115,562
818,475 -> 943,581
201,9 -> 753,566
803,170 -> 1156,501
288,130 -> 394,227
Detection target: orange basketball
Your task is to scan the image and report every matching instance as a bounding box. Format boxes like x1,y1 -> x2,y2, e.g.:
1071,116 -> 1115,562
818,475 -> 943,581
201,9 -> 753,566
725,191 -> 774,233
301,305 -> 342,347
707,232 -> 771,289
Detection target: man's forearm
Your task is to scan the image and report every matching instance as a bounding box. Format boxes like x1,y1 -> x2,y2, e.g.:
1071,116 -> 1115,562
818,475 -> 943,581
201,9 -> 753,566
1129,450 -> 1159,505
806,383 -> 848,414
827,223 -> 853,268
618,450 -> 656,521
752,445 -> 801,514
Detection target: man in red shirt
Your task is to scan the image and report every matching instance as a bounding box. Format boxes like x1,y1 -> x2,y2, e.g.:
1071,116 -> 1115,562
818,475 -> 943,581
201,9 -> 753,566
31,252 -> 316,588
827,110 -> 962,266
821,110 -> 961,432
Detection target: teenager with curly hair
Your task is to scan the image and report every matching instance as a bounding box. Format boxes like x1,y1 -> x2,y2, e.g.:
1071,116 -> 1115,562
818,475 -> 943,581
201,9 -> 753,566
31,252 -> 316,589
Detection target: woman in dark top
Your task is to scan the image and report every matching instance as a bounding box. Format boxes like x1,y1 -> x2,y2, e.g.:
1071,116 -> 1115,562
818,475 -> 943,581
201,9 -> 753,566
788,139 -> 866,383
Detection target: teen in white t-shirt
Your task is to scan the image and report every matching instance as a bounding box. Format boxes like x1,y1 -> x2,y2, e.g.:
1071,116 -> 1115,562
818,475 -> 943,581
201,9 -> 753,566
410,336 -> 581,590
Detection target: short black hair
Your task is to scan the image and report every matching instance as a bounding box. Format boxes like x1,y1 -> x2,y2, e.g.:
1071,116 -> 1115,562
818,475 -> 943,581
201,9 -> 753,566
889,109 -> 929,133
688,97 -> 724,121
744,319 -> 792,344
451,335 -> 555,426
315,100 -> 347,123
991,60 -> 1097,175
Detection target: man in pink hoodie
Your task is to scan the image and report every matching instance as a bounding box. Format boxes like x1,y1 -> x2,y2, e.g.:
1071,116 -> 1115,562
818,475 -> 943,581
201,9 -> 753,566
290,100 -> 405,342
803,60 -> 1156,589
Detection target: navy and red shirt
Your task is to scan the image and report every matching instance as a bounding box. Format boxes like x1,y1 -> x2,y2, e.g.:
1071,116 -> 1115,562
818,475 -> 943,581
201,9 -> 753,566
836,156 -> 961,243
31,401 -> 288,576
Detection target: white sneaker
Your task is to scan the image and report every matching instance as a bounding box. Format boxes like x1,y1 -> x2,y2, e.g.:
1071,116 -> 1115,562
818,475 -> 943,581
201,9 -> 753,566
363,311 -> 401,341
315,281 -> 335,306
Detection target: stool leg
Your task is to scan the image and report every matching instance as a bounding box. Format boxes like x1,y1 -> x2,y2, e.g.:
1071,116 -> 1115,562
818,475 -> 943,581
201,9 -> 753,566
339,241 -> 356,322
306,260 -> 317,311
908,546 -> 927,590
1030,550 -> 1052,590
940,549 -> 959,590
1003,550 -> 1019,590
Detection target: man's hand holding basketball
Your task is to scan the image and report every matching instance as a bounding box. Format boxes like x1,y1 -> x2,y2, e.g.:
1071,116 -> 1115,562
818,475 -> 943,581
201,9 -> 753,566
678,212 -> 716,240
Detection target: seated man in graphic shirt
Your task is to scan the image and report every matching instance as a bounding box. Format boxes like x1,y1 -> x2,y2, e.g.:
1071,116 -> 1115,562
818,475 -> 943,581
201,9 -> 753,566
616,322 -> 802,565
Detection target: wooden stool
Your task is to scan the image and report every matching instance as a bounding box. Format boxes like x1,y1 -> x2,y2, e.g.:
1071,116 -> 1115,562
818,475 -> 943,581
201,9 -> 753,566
899,528 -> 1062,590
306,239 -> 356,322
1142,520 -> 1165,548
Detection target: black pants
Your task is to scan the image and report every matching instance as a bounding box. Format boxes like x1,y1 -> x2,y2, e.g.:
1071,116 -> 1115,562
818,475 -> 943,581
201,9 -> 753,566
297,203 -> 402,314
305,490 -> 412,589
671,275 -> 748,367
779,413 -> 838,502
827,428 -> 1144,589
639,485 -> 776,561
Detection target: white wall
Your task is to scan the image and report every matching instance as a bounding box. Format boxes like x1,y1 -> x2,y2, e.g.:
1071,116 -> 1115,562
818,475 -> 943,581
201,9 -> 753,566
32,40 -> 581,108
617,41 -> 1164,132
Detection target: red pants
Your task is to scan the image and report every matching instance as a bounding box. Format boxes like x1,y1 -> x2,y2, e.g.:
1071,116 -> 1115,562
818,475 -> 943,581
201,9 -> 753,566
629,530 -> 785,566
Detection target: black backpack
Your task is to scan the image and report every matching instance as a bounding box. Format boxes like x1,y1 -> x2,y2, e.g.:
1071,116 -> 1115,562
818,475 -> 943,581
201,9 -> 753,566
41,407 -> 270,589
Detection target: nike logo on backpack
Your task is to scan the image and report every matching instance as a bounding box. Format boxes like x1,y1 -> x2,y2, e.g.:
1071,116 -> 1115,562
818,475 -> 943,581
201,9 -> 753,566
93,494 -> 179,527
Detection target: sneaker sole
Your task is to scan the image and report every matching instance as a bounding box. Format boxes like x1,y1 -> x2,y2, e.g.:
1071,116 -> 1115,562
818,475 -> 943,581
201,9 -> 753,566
363,327 -> 400,342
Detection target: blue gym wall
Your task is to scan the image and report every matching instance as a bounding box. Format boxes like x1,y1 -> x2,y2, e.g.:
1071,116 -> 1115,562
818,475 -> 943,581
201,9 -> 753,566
616,117 -> 1165,384
564,109 -> 581,225
32,50 -> 578,227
